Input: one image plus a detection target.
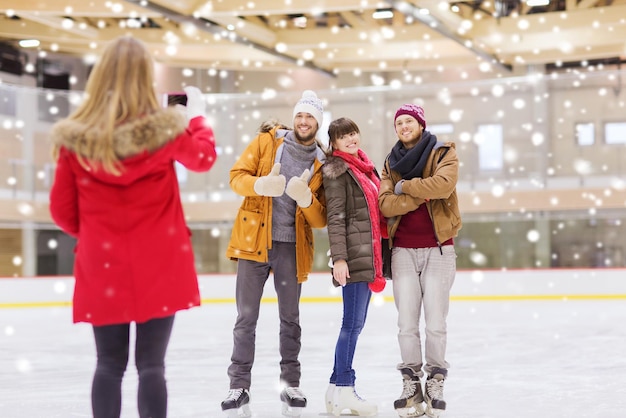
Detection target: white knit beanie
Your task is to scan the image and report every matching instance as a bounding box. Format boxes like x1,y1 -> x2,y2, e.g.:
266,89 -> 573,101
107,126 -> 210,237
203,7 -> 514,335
293,90 -> 324,127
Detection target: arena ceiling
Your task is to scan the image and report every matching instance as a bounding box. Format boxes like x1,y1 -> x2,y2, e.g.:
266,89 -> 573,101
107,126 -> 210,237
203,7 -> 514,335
0,0 -> 625,77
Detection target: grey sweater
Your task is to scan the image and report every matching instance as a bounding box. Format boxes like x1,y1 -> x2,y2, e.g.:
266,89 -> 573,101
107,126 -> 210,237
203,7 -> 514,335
272,131 -> 318,242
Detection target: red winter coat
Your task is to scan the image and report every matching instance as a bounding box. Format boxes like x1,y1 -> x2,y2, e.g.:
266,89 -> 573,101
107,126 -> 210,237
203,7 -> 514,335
49,108 -> 217,326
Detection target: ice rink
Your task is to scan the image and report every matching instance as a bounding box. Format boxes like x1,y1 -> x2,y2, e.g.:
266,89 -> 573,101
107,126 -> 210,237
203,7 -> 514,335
1,270 -> 626,418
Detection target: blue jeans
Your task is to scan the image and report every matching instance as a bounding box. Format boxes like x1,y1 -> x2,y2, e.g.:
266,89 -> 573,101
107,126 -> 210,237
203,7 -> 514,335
330,281 -> 371,386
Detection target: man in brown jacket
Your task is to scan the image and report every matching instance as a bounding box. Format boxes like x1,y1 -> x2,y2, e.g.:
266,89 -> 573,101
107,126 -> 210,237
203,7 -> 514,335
221,90 -> 327,418
379,103 -> 462,418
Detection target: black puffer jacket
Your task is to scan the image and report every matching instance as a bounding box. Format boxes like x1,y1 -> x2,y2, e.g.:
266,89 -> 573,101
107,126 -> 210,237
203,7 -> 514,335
322,154 -> 378,287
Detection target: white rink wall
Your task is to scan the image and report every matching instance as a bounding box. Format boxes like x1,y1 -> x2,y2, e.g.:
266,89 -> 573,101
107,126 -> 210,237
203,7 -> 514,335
1,269 -> 626,307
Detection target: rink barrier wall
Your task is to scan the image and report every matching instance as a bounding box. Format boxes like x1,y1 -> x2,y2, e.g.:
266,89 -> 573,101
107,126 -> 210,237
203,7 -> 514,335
1,268 -> 626,309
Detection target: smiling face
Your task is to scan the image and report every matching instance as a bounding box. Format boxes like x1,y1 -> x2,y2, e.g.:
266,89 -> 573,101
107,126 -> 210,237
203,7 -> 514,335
293,112 -> 319,145
328,117 -> 362,156
333,131 -> 361,156
395,114 -> 424,149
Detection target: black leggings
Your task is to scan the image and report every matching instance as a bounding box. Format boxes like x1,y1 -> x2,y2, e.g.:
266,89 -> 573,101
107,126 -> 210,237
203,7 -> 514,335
91,315 -> 175,418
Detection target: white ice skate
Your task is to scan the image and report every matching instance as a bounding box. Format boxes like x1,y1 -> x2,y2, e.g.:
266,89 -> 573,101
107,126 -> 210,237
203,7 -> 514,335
325,383 -> 336,413
331,386 -> 377,417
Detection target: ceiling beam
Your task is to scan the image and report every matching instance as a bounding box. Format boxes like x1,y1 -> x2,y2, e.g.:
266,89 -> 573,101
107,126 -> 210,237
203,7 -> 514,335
197,16 -> 277,48
339,11 -> 366,28
16,12 -> 99,39
469,4 -> 626,37
0,0 -> 158,17
122,0 -> 336,77
498,43 -> 626,67
389,0 -> 513,72
195,0 -> 380,16
576,0 -> 602,9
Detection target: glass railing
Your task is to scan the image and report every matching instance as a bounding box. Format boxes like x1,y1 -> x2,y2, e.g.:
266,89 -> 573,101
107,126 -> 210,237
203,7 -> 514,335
2,67 -> 626,274
1,67 -> 625,207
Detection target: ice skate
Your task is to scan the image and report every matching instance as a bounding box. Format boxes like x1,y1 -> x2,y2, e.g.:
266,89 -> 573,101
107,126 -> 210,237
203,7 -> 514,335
325,383 -> 336,413
221,388 -> 251,418
394,368 -> 425,417
280,386 -> 307,417
331,386 -> 377,417
424,369 -> 447,418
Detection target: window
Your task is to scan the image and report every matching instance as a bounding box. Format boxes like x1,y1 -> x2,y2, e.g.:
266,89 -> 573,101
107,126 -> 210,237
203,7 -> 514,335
575,122 -> 594,146
428,123 -> 454,135
175,161 -> 188,184
318,111 -> 332,148
476,124 -> 503,171
0,87 -> 17,116
604,122 -> 626,145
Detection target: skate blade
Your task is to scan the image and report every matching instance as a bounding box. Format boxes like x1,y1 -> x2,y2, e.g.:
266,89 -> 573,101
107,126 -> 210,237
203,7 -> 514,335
351,408 -> 378,417
332,407 -> 377,417
425,405 -> 443,418
281,403 -> 304,417
224,404 -> 251,418
397,406 -> 426,417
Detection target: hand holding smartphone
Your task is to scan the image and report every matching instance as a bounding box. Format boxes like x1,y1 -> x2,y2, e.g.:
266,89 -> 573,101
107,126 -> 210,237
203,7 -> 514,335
165,93 -> 187,107
163,86 -> 205,120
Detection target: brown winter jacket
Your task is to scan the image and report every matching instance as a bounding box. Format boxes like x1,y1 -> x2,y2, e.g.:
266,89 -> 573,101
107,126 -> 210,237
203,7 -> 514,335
226,125 -> 327,283
322,154 -> 379,287
378,141 -> 462,247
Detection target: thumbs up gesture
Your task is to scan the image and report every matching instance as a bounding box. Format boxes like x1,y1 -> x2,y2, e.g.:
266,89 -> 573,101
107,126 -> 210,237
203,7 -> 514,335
285,169 -> 313,208
253,163 -> 286,197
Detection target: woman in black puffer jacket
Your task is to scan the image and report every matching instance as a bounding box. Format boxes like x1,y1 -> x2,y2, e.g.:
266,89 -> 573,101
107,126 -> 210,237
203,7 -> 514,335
322,117 -> 387,417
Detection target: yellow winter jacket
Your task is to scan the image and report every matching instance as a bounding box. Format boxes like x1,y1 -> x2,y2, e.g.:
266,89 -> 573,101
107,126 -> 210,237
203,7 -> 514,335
226,125 -> 327,283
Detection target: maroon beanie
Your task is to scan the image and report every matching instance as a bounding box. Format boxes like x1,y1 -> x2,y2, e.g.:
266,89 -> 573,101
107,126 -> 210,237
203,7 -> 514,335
394,104 -> 426,129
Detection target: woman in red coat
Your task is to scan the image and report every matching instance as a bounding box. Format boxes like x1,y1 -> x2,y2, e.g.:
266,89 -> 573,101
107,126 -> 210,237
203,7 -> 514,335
49,36 -> 217,418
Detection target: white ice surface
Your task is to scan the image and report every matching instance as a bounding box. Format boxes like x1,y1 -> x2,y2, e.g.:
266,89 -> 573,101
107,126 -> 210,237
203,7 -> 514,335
1,274 -> 626,418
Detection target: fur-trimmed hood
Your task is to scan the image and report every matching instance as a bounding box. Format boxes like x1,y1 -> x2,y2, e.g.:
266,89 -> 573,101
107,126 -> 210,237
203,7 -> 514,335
50,107 -> 187,159
321,154 -> 350,180
50,107 -> 188,185
48,107 -> 218,326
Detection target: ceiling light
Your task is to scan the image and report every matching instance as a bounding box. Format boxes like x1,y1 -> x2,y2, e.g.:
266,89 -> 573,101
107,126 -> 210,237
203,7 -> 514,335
372,10 -> 393,19
19,39 -> 40,48
526,0 -> 550,6
293,16 -> 307,28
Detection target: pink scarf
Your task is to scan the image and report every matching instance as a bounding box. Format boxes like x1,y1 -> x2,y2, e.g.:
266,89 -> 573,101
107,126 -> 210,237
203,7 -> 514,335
333,149 -> 386,292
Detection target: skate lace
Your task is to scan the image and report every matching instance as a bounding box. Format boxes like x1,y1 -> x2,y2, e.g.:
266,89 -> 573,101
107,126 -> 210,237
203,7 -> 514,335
352,388 -> 367,402
426,379 -> 444,400
401,379 -> 418,398
225,388 -> 245,401
284,387 -> 306,400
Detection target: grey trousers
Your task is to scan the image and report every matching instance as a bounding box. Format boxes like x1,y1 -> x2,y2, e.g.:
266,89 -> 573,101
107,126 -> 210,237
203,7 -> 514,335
227,241 -> 302,389
391,245 -> 456,378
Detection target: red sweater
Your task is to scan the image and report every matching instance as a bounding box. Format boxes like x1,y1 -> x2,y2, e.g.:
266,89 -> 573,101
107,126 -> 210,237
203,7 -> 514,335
393,204 -> 453,248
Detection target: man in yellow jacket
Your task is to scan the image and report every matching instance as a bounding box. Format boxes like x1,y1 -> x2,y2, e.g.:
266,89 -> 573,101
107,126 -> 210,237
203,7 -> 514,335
221,90 -> 327,418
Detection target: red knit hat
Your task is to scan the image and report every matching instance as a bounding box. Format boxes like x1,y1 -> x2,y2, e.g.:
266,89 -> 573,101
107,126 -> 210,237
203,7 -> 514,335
394,104 -> 426,129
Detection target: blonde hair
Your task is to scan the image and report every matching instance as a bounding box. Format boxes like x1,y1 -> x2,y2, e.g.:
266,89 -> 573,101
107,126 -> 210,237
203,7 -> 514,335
53,36 -> 161,174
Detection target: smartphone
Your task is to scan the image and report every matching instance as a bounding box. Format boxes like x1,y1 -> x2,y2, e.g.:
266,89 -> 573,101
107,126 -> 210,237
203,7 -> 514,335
163,92 -> 187,107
